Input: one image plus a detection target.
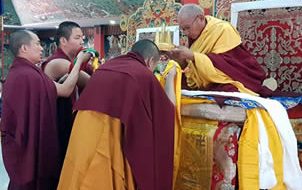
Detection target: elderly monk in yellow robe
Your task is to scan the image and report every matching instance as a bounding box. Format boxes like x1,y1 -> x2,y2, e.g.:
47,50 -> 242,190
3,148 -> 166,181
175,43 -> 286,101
167,4 -> 302,190
169,4 -> 276,97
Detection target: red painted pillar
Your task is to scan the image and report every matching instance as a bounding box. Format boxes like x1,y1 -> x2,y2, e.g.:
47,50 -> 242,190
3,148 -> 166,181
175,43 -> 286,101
93,26 -> 105,58
181,0 -> 199,4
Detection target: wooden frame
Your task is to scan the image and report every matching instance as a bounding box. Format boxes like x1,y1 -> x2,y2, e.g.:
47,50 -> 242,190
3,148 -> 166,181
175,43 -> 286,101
135,25 -> 180,46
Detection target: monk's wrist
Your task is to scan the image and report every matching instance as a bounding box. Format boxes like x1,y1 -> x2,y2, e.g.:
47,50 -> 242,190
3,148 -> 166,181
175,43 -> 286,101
180,61 -> 189,69
188,51 -> 194,61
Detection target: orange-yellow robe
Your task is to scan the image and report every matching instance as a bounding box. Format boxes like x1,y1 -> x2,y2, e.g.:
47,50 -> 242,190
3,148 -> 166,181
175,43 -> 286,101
58,111 -> 135,190
58,52 -> 175,190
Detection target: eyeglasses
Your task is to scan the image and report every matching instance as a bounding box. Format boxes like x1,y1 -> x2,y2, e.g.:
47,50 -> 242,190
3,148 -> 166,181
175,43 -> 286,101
180,16 -> 199,33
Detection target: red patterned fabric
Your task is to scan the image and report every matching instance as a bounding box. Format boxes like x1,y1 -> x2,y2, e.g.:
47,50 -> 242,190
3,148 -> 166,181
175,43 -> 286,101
290,119 -> 302,169
211,122 -> 239,190
288,105 -> 302,119
237,7 -> 302,93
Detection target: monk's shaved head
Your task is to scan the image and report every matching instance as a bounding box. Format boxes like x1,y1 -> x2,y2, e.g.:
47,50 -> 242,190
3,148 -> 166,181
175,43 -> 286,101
9,30 -> 34,56
131,39 -> 160,62
177,4 -> 206,40
178,4 -> 204,20
131,39 -> 160,71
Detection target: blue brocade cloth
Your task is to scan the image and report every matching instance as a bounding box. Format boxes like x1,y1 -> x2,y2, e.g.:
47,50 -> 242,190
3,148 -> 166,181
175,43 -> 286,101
187,95 -> 302,110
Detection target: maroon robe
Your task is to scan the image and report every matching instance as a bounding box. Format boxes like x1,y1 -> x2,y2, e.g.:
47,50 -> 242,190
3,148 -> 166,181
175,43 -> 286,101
74,52 -> 175,190
205,45 -> 270,95
41,48 -> 93,75
41,48 -> 70,72
41,48 -> 75,163
0,57 -> 60,189
204,45 -> 301,97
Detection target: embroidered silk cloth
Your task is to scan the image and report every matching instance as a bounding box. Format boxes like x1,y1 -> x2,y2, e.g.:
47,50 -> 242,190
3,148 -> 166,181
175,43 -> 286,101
237,7 -> 302,93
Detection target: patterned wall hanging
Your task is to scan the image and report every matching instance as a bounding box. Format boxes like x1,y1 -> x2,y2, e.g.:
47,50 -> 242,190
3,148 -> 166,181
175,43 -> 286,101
237,7 -> 302,93
125,0 -> 182,50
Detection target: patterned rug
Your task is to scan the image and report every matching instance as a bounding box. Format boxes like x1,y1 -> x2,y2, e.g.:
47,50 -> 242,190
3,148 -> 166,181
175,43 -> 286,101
237,7 -> 302,93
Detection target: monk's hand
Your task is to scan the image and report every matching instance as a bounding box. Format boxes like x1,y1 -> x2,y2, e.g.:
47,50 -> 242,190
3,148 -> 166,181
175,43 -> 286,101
166,63 -> 177,80
168,46 -> 194,69
76,51 -> 92,64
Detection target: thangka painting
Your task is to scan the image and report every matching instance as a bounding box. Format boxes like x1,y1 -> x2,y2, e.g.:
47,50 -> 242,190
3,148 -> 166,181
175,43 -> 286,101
214,0 -> 257,21
235,3 -> 302,93
199,0 -> 214,16
214,0 -> 233,20
125,0 -> 182,50
82,27 -> 95,48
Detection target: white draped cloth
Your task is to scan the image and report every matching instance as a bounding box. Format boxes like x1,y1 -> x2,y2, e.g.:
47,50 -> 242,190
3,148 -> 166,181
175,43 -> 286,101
182,90 -> 302,190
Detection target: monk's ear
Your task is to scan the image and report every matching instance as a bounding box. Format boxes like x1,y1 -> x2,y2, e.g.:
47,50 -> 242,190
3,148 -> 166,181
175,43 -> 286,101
147,57 -> 158,71
144,58 -> 151,68
197,14 -> 204,21
20,44 -> 27,53
60,37 -> 67,45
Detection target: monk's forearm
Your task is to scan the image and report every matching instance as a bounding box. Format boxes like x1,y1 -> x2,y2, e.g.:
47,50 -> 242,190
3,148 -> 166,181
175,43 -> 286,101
165,74 -> 176,105
63,60 -> 82,93
55,58 -> 83,97
180,51 -> 194,69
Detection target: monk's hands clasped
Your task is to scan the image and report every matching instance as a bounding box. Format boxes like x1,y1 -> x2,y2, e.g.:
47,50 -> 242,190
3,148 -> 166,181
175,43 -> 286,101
168,46 -> 194,69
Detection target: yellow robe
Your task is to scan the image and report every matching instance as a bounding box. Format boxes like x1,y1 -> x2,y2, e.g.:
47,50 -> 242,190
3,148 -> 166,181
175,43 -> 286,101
238,108 -> 284,190
57,111 -> 135,190
186,16 -> 258,96
185,16 -> 285,189
156,25 -> 286,188
155,60 -> 182,187
156,61 -> 217,189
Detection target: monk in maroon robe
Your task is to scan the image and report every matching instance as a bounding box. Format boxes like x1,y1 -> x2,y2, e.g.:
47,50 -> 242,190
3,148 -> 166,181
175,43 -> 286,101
58,39 -> 175,190
0,30 -> 90,190
41,21 -> 92,163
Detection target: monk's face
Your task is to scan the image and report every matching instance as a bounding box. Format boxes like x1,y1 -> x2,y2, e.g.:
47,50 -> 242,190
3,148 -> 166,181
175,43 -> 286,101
146,57 -> 159,72
26,33 -> 43,64
178,14 -> 206,41
61,27 -> 84,56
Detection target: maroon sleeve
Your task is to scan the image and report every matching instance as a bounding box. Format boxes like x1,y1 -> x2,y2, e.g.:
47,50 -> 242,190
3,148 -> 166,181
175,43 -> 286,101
207,45 -> 268,95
